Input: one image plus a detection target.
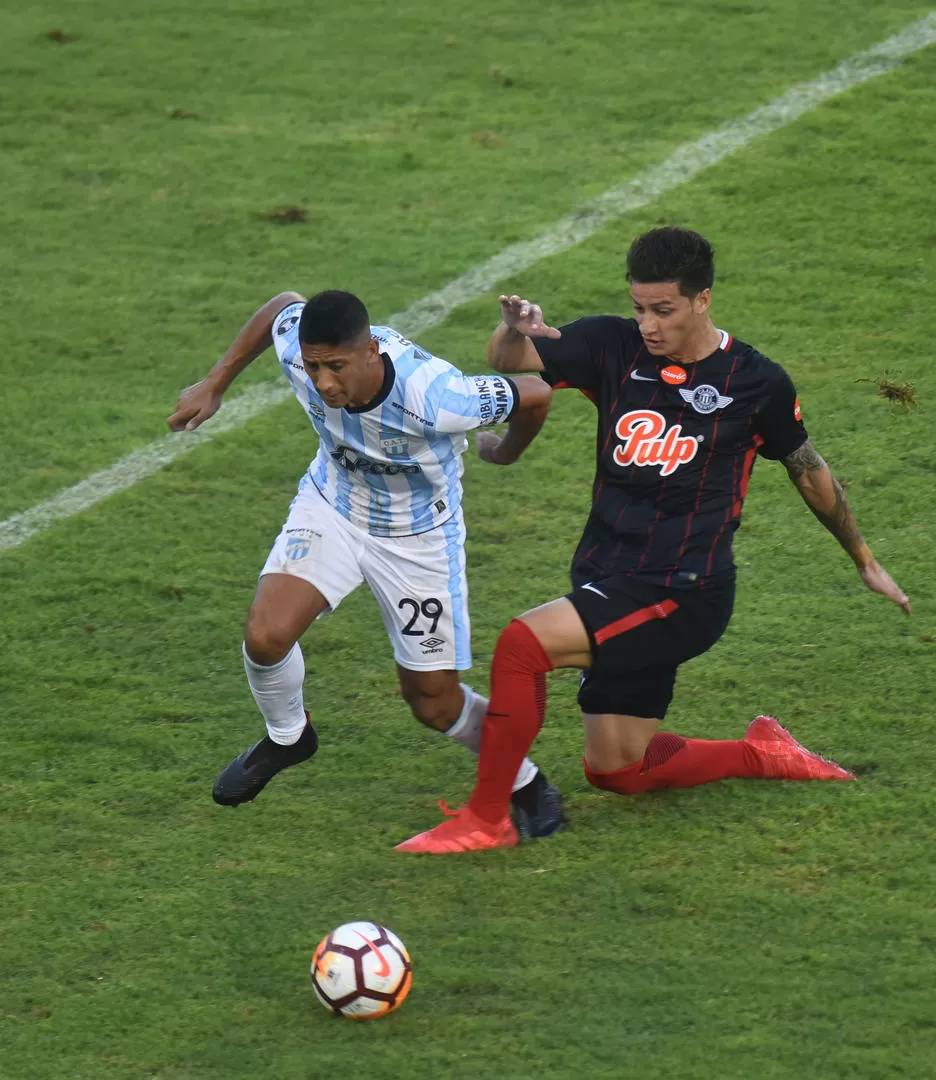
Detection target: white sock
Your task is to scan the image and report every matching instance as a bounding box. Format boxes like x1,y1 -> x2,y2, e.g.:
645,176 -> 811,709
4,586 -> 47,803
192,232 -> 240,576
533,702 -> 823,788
243,641 -> 307,746
446,683 -> 539,792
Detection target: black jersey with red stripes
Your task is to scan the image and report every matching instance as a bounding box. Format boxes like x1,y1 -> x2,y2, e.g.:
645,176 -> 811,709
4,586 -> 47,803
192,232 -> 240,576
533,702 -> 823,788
534,316 -> 808,588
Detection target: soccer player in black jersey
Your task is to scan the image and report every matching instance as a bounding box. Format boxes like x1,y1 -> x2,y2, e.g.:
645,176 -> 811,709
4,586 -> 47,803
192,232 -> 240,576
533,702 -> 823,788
398,226 -> 911,854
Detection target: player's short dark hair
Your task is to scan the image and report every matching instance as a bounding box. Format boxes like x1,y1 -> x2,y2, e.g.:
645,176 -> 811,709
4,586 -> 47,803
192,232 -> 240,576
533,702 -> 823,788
626,227 -> 715,297
298,290 -> 371,347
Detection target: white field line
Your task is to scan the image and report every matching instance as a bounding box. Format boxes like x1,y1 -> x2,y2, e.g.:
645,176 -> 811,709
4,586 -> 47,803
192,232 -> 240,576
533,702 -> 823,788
2,11 -> 935,553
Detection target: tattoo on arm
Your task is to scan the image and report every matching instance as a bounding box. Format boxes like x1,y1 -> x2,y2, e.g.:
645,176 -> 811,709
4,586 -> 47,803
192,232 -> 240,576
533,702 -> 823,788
781,440 -> 826,479
815,476 -> 865,551
783,440 -> 866,555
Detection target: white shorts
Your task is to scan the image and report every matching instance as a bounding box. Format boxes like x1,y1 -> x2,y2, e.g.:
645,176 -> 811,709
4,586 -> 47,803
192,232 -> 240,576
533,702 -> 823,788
260,478 -> 471,671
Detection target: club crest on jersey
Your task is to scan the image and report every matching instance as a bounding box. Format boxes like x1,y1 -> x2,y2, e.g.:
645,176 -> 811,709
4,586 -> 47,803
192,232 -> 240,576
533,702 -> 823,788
613,410 -> 699,477
379,432 -> 410,458
277,315 -> 299,336
677,384 -> 734,415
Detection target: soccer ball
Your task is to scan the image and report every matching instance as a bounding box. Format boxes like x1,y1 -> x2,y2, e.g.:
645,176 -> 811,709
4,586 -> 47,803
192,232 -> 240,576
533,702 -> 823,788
311,921 -> 412,1019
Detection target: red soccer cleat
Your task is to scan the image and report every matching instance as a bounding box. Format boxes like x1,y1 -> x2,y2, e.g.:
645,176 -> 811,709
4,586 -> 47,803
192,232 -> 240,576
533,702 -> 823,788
744,715 -> 855,782
395,802 -> 519,854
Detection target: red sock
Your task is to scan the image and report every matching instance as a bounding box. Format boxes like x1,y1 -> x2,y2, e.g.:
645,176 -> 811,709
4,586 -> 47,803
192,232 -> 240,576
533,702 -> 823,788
467,620 -> 553,825
584,731 -> 764,794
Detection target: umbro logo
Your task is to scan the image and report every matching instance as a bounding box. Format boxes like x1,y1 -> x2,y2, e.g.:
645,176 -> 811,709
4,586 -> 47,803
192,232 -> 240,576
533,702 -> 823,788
630,370 -> 657,382
420,637 -> 445,649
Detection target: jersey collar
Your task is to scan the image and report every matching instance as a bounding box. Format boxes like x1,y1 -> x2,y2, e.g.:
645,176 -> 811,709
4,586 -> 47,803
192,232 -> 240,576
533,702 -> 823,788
345,353 -> 396,414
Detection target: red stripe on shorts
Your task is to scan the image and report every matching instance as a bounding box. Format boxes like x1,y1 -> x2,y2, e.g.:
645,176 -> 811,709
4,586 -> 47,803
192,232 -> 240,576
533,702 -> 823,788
593,598 -> 679,646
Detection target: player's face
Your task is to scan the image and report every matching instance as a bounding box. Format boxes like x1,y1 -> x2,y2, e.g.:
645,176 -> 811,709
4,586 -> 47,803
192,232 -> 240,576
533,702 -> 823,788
630,281 -> 711,358
300,335 -> 384,409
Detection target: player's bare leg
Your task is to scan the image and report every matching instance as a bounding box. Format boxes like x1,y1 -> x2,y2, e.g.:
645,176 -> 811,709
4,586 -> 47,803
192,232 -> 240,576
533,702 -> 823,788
395,666 -> 564,840
212,573 -> 325,806
395,666 -> 465,732
398,595 -> 853,851
581,713 -> 659,771
396,598 -> 584,853
581,711 -> 854,794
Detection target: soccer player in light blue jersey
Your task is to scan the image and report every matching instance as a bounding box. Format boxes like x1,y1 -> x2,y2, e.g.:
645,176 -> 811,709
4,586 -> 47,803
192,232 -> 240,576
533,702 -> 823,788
168,290 -> 563,838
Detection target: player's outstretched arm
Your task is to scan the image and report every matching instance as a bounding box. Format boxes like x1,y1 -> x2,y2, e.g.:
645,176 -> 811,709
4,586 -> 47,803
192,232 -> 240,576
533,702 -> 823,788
782,440 -> 910,615
167,291 -> 305,431
476,376 -> 552,466
486,295 -> 560,373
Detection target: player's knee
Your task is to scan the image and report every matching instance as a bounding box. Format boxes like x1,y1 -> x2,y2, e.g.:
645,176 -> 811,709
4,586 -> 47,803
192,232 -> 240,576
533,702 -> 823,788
402,687 -> 461,732
243,618 -> 295,667
494,618 -> 552,673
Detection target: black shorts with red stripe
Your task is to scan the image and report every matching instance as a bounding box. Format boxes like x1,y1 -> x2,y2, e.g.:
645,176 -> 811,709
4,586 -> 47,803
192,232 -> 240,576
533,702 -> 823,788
568,572 -> 735,719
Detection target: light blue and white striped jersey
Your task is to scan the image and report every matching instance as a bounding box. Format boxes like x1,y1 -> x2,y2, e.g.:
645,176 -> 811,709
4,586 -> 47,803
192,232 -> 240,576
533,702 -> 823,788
271,302 -> 516,537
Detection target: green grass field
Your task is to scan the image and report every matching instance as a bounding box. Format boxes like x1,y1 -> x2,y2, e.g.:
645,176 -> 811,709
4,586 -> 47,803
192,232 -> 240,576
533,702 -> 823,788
2,2 -> 935,1077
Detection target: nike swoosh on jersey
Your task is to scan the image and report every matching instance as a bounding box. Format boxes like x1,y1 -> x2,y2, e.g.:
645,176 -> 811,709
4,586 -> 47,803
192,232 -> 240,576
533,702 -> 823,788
630,371 -> 657,382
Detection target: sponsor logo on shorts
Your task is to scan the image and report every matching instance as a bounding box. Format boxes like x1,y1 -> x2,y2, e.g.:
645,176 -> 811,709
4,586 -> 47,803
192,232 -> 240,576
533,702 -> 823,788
677,384 -> 734,415
330,446 -> 421,475
581,583 -> 609,599
612,410 -> 699,477
420,636 -> 446,654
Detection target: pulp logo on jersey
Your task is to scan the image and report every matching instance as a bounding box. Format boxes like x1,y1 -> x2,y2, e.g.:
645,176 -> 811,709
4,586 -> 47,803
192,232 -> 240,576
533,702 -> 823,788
612,410 -> 699,476
677,384 -> 734,415
330,446 -> 421,475
661,365 -> 687,386
474,376 -> 512,426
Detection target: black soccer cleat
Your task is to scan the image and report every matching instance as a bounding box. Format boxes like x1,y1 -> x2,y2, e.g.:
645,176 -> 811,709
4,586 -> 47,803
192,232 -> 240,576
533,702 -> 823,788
510,769 -> 566,841
212,717 -> 318,806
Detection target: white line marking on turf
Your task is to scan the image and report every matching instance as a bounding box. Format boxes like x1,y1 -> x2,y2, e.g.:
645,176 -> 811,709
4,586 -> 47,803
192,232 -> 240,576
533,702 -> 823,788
2,11 -> 934,553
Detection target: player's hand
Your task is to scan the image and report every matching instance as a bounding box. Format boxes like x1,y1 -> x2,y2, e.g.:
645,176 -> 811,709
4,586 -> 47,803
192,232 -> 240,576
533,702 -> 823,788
858,560 -> 911,615
499,295 -> 561,339
167,380 -> 224,431
476,430 -> 508,465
